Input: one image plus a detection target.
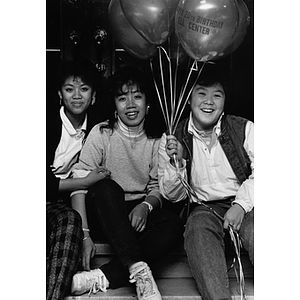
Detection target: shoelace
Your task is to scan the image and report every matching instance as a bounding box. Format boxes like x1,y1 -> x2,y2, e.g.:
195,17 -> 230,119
129,264 -> 146,283
129,265 -> 155,297
129,268 -> 155,297
88,281 -> 100,297
87,272 -> 108,296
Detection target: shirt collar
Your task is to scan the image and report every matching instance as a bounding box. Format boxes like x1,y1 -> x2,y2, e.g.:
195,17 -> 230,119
60,106 -> 87,137
188,112 -> 224,137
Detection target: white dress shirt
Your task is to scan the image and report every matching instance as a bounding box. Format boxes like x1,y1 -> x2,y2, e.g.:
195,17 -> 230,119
158,115 -> 254,213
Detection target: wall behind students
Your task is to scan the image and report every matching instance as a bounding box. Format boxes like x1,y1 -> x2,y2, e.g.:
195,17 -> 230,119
47,0 -> 254,135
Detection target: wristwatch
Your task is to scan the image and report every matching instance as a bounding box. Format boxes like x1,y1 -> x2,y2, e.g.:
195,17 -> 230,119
142,201 -> 153,213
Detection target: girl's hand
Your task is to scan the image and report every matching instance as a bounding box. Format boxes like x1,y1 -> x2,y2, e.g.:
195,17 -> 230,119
128,204 -> 148,232
81,236 -> 96,271
84,168 -> 111,188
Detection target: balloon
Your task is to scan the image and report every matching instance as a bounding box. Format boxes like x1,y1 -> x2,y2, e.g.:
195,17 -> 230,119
120,0 -> 180,45
227,0 -> 250,53
175,0 -> 239,61
107,0 -> 158,60
167,33 -> 189,65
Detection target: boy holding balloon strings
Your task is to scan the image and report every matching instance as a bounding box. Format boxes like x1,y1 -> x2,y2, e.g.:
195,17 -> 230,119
158,65 -> 254,300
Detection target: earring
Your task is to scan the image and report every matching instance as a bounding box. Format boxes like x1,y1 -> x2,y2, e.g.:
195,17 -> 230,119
146,105 -> 150,114
59,97 -> 62,106
114,111 -> 118,119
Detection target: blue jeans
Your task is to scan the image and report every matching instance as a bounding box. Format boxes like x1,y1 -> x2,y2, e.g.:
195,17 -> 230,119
86,179 -> 184,288
184,199 -> 254,300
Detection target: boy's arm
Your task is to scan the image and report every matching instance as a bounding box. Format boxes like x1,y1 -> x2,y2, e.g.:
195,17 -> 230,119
232,121 -> 254,213
158,133 -> 187,202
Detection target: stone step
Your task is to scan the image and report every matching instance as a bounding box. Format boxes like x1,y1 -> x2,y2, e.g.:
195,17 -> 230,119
64,278 -> 254,300
90,243 -> 254,279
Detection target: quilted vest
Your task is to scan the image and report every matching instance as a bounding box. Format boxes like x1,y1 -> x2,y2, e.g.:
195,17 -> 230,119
174,114 -> 252,185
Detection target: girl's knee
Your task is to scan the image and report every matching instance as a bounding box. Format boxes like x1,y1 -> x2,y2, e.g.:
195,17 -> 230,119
88,178 -> 124,199
54,206 -> 82,229
68,208 -> 82,226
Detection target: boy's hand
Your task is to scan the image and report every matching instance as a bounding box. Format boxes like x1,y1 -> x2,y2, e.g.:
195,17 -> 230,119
165,135 -> 184,167
223,204 -> 245,231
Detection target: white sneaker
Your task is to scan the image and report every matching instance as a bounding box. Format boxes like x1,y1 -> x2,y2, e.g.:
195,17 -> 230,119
129,262 -> 162,300
71,268 -> 109,296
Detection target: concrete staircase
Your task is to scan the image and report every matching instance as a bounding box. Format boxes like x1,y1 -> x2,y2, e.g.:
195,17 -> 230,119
64,242 -> 254,300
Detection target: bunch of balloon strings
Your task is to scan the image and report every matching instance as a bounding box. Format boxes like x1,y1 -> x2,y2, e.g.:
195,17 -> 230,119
150,44 -> 206,135
150,45 -> 245,300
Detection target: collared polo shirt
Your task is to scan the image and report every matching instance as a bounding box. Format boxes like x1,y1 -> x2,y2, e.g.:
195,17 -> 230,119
51,107 -> 87,179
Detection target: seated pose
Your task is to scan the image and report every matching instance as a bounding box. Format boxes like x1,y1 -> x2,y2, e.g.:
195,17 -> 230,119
70,66 -> 184,300
158,66 -> 254,300
46,59 -> 105,300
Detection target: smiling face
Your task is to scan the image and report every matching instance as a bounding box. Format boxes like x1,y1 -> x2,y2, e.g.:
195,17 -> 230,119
115,83 -> 147,127
190,83 -> 225,131
58,76 -> 96,118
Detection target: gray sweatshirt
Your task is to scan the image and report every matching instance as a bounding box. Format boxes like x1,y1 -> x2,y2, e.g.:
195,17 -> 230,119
72,120 -> 162,203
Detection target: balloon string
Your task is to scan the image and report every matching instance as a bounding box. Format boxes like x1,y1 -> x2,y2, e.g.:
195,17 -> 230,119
163,38 -> 175,129
149,59 -> 169,131
173,60 -> 206,132
158,47 -> 172,134
172,42 -> 181,133
173,60 -> 198,128
158,46 -> 175,131
228,228 -> 246,300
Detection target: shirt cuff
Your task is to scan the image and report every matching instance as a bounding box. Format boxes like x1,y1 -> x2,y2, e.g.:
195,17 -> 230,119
145,191 -> 163,208
232,199 -> 253,213
70,190 -> 88,197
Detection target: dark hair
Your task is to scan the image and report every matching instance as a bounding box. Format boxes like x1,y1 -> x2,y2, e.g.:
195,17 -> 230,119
101,65 -> 160,138
194,64 -> 230,96
57,59 -> 99,91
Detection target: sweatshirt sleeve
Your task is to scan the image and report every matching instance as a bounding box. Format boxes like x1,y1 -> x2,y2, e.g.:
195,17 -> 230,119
72,124 -> 105,175
71,124 -> 105,195
232,121 -> 254,213
158,133 -> 188,202
145,138 -> 163,206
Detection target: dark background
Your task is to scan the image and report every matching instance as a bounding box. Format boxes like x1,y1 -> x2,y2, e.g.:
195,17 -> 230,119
47,0 -> 254,133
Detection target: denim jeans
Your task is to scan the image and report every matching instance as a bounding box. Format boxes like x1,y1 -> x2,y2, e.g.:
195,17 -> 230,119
184,199 -> 254,300
86,179 -> 184,288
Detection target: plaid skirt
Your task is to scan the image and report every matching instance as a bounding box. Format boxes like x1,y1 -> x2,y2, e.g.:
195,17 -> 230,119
46,203 -> 83,300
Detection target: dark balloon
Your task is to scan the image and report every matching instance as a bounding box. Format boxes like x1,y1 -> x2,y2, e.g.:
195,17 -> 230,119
120,0 -> 180,45
224,0 -> 250,54
168,32 -> 189,65
175,0 -> 239,61
107,0 -> 158,59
